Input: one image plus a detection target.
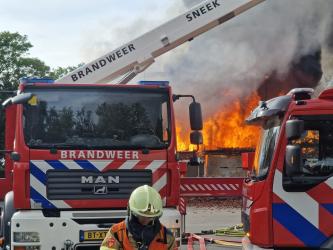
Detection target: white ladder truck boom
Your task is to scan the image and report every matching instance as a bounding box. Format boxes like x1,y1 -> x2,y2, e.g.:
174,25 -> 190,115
56,0 -> 265,84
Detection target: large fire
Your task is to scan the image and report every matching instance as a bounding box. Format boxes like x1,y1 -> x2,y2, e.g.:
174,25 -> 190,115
176,92 -> 261,151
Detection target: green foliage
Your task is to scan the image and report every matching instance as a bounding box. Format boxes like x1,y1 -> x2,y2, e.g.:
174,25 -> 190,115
0,31 -> 80,152
49,64 -> 83,80
0,31 -> 50,90
0,31 -> 81,90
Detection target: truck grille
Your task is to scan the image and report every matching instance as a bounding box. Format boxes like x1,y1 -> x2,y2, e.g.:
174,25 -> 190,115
46,170 -> 152,200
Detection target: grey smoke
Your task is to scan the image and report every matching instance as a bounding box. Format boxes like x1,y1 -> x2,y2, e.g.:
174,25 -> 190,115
83,0 -> 333,119
156,0 -> 333,118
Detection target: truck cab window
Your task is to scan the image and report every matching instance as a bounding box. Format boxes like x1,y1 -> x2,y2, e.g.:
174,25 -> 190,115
253,125 -> 280,179
295,130 -> 320,172
161,102 -> 169,142
0,153 -> 4,178
283,115 -> 333,191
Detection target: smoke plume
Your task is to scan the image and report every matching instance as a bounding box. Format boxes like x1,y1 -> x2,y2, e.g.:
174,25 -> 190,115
159,0 -> 333,116
83,0 -> 333,120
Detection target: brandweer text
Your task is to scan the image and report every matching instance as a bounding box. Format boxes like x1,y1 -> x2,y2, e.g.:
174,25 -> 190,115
60,150 -> 139,160
71,44 -> 136,82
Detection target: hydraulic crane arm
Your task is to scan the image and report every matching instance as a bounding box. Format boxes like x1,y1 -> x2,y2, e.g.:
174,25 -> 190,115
56,0 -> 265,84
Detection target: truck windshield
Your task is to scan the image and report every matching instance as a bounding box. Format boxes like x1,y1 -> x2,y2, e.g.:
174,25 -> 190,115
253,125 -> 280,179
23,87 -> 170,149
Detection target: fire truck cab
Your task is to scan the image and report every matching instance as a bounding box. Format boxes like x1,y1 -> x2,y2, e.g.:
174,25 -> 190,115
242,88 -> 333,249
0,78 -> 203,249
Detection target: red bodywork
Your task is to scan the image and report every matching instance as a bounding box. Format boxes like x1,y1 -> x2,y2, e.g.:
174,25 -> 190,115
0,106 -> 16,200
1,83 -> 181,210
242,89 -> 333,248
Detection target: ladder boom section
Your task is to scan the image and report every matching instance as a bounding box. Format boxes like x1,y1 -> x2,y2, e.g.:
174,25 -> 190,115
56,0 -> 265,84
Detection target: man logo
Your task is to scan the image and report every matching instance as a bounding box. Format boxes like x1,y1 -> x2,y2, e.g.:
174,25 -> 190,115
94,185 -> 107,194
81,176 -> 120,184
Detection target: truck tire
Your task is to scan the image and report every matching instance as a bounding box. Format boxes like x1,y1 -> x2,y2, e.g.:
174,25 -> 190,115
3,191 -> 15,249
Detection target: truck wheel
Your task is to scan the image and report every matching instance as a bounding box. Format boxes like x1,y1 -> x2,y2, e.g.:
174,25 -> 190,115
3,191 -> 15,248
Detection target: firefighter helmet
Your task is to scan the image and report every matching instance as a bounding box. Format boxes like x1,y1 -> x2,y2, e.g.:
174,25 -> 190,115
129,185 -> 163,218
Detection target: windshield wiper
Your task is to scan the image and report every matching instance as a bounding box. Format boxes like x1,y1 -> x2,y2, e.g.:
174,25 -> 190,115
28,141 -> 167,150
129,144 -> 167,150
87,141 -> 167,150
29,142 -> 93,150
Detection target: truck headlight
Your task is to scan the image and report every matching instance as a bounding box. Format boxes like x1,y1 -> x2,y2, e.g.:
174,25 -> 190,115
13,232 -> 40,242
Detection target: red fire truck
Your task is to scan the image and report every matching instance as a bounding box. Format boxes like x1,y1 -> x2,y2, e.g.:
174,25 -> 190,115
242,88 -> 333,249
0,1 -> 265,249
0,78 -> 203,250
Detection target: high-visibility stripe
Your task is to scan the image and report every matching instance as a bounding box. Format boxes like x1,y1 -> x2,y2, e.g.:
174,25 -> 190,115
45,160 -> 69,170
30,162 -> 47,185
146,160 -> 166,172
59,160 -> 83,170
273,170 -> 319,228
74,160 -> 100,171
88,160 -> 114,171
31,160 -> 53,173
29,159 -> 168,208
273,203 -> 327,246
30,175 -> 71,208
118,160 -> 140,169
325,177 -> 333,189
153,173 -> 167,192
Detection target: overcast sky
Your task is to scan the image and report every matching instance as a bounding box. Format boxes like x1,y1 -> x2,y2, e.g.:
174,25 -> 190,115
0,0 -> 179,68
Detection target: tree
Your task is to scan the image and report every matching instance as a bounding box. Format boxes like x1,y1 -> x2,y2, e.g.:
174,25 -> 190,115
0,31 -> 80,152
0,31 -> 81,90
0,31 -> 50,90
49,65 -> 83,80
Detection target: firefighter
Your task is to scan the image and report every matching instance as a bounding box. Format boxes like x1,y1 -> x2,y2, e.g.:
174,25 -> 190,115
100,185 -> 176,250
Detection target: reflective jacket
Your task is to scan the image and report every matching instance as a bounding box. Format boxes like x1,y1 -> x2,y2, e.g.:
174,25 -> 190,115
100,220 -> 177,250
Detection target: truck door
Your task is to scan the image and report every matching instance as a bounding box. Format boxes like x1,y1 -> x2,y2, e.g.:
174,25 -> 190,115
0,106 -> 16,202
273,115 -> 333,248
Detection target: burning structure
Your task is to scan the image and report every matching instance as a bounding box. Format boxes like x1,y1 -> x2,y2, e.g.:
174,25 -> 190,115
176,50 -> 325,176
171,0 -> 333,177
84,1 -> 333,176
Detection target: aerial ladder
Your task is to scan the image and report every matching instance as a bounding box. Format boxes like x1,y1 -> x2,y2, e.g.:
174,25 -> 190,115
57,0 -> 265,84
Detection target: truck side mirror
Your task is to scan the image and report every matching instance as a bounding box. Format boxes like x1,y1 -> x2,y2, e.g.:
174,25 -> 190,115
190,131 -> 203,145
285,145 -> 302,177
241,152 -> 255,171
285,120 -> 304,140
189,101 -> 203,130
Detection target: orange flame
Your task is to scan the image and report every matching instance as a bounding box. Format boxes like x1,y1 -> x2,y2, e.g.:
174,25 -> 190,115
296,130 -> 319,156
176,121 -> 197,152
176,92 -> 261,151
